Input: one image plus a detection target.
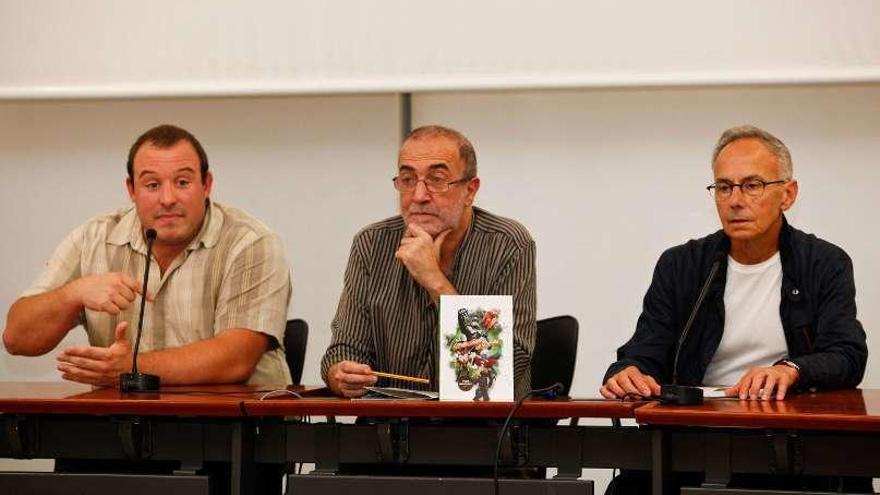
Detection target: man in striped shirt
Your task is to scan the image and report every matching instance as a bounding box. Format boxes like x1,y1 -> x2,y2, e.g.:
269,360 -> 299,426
322,125 -> 537,399
3,124 -> 292,386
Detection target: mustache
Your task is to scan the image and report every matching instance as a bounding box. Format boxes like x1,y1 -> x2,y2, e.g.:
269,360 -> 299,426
153,209 -> 185,219
406,205 -> 439,215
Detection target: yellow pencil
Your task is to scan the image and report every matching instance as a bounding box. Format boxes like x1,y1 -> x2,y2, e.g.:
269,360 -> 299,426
371,371 -> 430,385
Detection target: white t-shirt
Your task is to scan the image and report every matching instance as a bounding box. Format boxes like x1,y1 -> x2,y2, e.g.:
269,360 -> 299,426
702,252 -> 788,387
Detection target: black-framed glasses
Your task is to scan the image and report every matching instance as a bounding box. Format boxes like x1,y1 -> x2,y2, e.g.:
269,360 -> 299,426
707,178 -> 787,200
392,174 -> 472,193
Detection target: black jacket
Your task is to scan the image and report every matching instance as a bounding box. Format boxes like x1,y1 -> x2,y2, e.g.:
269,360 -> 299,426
604,217 -> 867,391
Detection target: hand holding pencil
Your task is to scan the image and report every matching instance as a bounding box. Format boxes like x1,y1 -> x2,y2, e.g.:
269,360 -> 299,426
327,360 -> 430,398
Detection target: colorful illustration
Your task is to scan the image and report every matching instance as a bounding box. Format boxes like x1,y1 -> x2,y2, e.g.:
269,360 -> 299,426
444,307 -> 504,401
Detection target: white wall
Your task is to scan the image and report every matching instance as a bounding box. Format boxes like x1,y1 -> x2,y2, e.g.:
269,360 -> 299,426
3,1 -> 880,98
1,85 -> 878,487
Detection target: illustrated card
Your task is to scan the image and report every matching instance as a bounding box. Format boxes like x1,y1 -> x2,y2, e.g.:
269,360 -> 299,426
439,295 -> 514,401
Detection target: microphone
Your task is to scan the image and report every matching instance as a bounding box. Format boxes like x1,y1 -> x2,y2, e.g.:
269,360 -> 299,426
120,228 -> 160,392
659,254 -> 723,405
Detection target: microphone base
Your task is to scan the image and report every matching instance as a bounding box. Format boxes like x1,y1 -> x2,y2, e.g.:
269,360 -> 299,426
119,372 -> 161,392
659,385 -> 703,405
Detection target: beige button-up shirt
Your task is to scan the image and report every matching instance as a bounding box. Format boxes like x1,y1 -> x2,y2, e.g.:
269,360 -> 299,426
24,202 -> 292,385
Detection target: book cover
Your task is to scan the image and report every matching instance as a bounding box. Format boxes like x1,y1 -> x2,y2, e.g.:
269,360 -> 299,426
439,295 -> 514,401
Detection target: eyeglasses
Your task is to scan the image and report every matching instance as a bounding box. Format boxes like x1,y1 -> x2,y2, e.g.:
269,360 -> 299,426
392,174 -> 472,193
707,178 -> 788,200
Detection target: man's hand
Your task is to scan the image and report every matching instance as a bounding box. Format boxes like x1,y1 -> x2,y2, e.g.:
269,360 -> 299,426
725,364 -> 799,401
327,360 -> 378,398
600,365 -> 661,399
56,321 -> 133,387
69,273 -> 152,315
395,223 -> 452,293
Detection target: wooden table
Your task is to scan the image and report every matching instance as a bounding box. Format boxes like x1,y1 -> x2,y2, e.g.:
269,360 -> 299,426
635,389 -> 880,494
5,383 -> 878,495
0,382 -> 304,495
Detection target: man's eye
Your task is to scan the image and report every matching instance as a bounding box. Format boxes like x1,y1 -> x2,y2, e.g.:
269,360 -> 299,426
425,176 -> 448,185
176,179 -> 191,188
398,175 -> 417,186
716,184 -> 732,193
144,183 -> 159,191
743,181 -> 762,192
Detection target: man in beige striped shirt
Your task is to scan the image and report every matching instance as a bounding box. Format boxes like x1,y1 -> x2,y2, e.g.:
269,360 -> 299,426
3,124 -> 291,386
323,125 -> 537,399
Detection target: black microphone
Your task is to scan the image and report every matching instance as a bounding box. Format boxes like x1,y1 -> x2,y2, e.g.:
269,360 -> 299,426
120,228 -> 160,392
659,254 -> 723,405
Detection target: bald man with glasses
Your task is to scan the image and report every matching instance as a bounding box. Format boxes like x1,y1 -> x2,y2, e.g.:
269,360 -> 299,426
321,125 -> 537,400
602,125 -> 866,403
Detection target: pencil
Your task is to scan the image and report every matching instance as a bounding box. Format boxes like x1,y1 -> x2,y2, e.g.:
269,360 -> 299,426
371,371 -> 430,385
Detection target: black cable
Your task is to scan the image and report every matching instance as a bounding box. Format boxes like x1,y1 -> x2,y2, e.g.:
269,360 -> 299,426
493,383 -> 562,495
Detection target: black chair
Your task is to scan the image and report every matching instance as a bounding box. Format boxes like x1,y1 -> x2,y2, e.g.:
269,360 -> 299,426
531,315 -> 578,395
283,318 -> 309,385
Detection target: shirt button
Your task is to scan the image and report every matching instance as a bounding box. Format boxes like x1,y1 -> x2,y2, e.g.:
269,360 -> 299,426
792,289 -> 800,296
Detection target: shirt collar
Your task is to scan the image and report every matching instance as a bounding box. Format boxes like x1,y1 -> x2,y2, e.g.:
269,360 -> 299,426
105,201 -> 223,254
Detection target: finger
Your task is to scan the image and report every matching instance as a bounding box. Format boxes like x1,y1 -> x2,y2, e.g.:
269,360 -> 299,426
599,386 -> 617,399
748,373 -> 765,400
762,374 -> 778,401
723,385 -> 739,397
605,378 -> 627,398
120,274 -> 142,294
340,372 -> 378,386
116,283 -> 136,302
115,321 -> 128,343
616,374 -> 642,397
342,387 -> 368,398
58,363 -> 108,384
630,373 -> 655,397
100,301 -> 123,315
433,229 -> 452,250
643,375 -> 662,397
776,378 -> 791,401
59,345 -> 112,361
340,361 -> 373,375
57,354 -> 109,372
111,293 -> 132,310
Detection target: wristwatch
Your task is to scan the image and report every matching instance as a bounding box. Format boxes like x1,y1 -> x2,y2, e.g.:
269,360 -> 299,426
774,358 -> 801,373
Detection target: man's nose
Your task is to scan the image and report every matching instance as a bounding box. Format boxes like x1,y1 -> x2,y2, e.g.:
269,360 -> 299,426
159,183 -> 176,205
411,180 -> 431,202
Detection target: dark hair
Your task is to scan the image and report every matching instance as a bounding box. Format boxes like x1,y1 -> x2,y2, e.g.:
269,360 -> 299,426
126,124 -> 209,182
403,125 -> 477,178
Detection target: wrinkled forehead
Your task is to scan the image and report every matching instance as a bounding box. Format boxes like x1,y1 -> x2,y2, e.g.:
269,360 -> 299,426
713,138 -> 781,179
133,140 -> 201,176
398,136 -> 464,175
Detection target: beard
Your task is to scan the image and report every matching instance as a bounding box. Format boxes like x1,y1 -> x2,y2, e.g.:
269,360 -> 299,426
403,203 -> 464,237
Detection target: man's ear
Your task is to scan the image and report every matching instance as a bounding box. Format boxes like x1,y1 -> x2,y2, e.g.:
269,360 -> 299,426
781,179 -> 798,211
126,177 -> 135,201
465,177 -> 480,206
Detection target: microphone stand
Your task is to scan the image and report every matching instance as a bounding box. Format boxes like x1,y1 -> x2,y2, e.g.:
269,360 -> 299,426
120,228 -> 160,392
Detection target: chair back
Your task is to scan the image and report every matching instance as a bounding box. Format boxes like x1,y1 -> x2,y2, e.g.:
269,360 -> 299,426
283,318 -> 309,385
531,315 -> 579,395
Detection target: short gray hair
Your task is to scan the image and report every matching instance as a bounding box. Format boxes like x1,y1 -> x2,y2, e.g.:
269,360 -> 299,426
712,125 -> 793,179
403,125 -> 477,179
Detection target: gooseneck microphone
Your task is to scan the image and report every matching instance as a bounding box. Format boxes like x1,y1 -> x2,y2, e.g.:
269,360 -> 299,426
659,255 -> 722,405
120,228 -> 160,392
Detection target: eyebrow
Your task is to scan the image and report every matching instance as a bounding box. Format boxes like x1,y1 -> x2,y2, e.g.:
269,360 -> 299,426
715,174 -> 766,182
137,166 -> 198,179
398,163 -> 451,172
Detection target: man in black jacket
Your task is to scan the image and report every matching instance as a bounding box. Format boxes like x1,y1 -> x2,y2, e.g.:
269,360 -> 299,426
602,125 -> 866,402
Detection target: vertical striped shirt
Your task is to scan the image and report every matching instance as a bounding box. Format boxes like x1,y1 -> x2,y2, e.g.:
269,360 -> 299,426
322,207 -> 536,399
23,202 -> 292,385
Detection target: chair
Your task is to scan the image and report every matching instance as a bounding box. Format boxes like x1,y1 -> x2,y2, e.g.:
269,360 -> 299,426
283,318 -> 309,385
531,315 -> 579,395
